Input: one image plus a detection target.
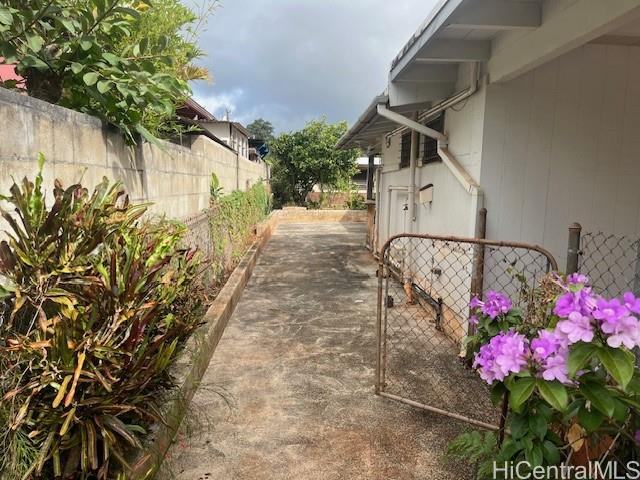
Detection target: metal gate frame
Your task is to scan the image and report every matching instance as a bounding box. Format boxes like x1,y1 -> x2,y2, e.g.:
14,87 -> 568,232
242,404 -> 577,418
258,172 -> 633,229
375,232 -> 558,430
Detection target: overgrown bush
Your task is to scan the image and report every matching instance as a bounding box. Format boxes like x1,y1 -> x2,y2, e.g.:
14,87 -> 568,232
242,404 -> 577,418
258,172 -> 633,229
209,181 -> 270,279
0,161 -> 203,479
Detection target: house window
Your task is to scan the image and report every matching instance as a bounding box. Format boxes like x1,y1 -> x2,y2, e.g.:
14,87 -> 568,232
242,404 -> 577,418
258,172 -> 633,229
422,114 -> 444,165
400,132 -> 411,168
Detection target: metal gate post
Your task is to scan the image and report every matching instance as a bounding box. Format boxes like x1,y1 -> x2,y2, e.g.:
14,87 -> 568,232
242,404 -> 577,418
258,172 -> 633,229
566,223 -> 582,275
375,255 -> 384,395
470,208 -> 487,335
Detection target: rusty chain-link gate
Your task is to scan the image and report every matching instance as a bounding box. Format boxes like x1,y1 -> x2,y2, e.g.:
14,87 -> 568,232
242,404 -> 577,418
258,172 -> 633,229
376,233 -> 558,429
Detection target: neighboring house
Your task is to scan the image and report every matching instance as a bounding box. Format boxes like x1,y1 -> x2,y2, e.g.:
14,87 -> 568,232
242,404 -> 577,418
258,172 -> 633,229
249,139 -> 270,162
338,0 -> 640,275
197,120 -> 251,159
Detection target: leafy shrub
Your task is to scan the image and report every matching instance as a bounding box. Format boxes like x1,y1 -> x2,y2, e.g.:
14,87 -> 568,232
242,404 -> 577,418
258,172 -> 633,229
0,162 -> 203,478
345,192 -> 366,210
209,181 -> 270,279
452,273 -> 640,475
0,0 -> 214,144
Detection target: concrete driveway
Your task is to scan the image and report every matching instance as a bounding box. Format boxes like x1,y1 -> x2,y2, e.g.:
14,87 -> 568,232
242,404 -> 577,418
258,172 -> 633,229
162,223 -> 472,480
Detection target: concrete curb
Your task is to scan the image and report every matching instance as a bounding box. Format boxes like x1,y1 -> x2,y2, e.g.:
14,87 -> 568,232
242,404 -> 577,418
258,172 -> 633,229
132,214 -> 278,479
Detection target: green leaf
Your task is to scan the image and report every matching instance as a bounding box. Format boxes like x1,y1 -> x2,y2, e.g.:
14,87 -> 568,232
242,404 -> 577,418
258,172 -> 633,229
0,43 -> 18,63
528,415 -> 547,440
541,441 -> 560,465
83,72 -> 99,86
567,342 -> 596,377
70,62 -> 84,74
580,382 -> 615,417
510,415 -> 528,440
508,377 -> 536,411
525,443 -> 543,467
597,346 -> 635,388
537,380 -> 568,411
79,36 -> 94,51
21,55 -> 48,71
97,80 -> 113,93
577,406 -> 604,432
0,7 -> 13,25
26,33 -> 44,52
102,52 -> 120,66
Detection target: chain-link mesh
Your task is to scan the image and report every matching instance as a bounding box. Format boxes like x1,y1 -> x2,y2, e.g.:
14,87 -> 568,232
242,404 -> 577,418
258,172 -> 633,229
182,211 -> 212,259
377,234 -> 557,427
578,231 -> 640,297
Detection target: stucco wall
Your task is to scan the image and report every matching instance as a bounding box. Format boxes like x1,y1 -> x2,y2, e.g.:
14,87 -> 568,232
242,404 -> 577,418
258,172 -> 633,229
0,88 -> 268,220
481,43 -> 640,268
376,65 -> 487,244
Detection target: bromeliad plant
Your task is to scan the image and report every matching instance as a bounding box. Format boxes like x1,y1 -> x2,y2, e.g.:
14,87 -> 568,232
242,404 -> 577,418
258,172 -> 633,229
0,161 -> 203,478
452,274 -> 640,474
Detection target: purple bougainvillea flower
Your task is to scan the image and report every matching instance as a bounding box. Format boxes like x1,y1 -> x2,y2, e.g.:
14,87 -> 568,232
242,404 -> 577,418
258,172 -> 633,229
469,315 -> 479,326
601,314 -> 640,349
473,331 -> 528,384
555,311 -> 595,344
623,292 -> 640,315
481,290 -> 512,319
566,273 -> 590,286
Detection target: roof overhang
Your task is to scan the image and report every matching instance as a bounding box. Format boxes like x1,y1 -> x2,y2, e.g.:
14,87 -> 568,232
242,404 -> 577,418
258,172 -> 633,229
336,94 -> 397,152
339,0 -> 640,151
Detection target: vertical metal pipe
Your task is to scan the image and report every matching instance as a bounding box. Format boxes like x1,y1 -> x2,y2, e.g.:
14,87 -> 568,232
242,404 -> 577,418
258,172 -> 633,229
468,208 -> 487,342
566,223 -> 582,275
375,254 -> 384,394
471,208 -> 487,299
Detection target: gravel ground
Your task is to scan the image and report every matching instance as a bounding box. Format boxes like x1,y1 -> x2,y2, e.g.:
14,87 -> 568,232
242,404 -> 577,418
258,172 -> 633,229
160,223 -> 478,480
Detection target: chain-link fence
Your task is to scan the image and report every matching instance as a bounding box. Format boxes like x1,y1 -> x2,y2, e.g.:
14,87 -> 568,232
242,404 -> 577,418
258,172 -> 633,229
576,230 -> 640,297
376,233 -> 558,429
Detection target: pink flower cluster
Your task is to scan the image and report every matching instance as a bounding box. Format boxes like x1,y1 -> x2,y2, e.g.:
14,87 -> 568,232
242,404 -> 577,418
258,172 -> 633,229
470,290 -> 512,320
553,276 -> 640,349
473,331 -> 529,383
470,274 -> 640,386
473,329 -> 570,385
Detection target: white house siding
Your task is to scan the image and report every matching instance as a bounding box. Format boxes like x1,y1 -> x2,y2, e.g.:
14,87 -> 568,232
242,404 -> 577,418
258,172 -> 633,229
377,64 -> 487,246
480,43 -> 640,269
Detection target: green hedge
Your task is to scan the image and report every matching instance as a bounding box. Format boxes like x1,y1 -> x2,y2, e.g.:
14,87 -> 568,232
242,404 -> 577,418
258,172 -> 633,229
208,181 -> 271,279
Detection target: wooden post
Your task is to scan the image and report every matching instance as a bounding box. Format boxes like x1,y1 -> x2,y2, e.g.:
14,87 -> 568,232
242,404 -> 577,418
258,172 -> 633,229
366,154 -> 375,201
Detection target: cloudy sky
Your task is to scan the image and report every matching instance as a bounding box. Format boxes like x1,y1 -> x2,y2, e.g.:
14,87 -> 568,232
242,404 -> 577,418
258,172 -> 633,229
186,0 -> 438,133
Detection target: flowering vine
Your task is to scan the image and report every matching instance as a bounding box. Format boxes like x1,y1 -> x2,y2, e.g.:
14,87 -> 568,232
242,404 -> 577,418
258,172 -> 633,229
459,274 -> 640,470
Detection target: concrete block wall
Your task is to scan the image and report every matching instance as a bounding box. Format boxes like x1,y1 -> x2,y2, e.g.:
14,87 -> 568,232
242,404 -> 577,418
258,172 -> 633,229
0,88 -> 268,221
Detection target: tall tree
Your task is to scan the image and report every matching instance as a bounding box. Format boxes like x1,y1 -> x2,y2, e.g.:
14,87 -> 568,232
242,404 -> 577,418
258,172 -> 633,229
247,118 -> 275,141
270,118 -> 358,206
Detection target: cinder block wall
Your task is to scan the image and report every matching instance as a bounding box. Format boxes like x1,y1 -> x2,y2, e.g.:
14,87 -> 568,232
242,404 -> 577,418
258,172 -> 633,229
0,88 -> 268,220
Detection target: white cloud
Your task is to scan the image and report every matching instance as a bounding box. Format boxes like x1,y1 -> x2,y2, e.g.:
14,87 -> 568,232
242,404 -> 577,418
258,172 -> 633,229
195,87 -> 245,120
